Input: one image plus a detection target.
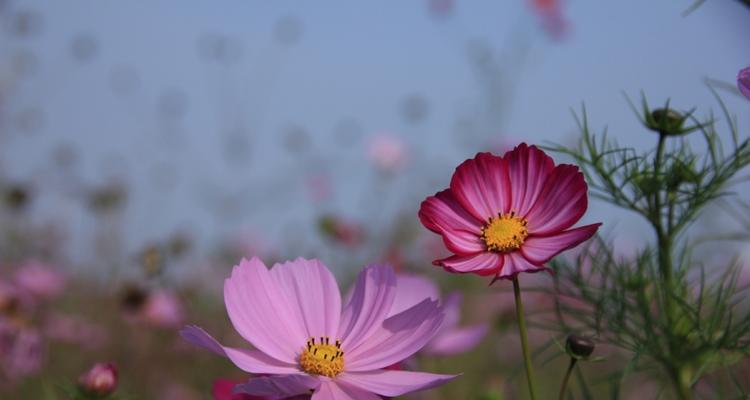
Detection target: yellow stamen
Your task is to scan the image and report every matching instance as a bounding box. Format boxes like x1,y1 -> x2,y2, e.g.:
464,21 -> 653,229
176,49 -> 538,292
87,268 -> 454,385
299,337 -> 344,377
481,212 -> 528,252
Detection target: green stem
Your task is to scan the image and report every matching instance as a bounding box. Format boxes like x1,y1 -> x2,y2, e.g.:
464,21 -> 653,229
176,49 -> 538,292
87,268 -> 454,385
513,276 -> 539,400
558,358 -> 577,400
670,367 -> 694,400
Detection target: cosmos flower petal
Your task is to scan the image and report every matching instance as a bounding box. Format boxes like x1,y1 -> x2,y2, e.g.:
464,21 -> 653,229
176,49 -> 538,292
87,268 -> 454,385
345,298 -> 443,371
388,275 -> 440,318
338,370 -> 458,397
179,325 -> 299,374
441,292 -> 462,329
435,252 -> 503,275
449,152 -> 511,221
494,252 -> 547,280
504,143 -> 555,216
338,264 -> 396,351
521,223 -> 601,264
224,257 -> 307,364
738,66 -> 750,100
234,374 -> 320,397
424,324 -> 489,356
270,258 -> 342,339
312,381 -> 381,400
525,164 -> 588,235
418,190 -> 485,254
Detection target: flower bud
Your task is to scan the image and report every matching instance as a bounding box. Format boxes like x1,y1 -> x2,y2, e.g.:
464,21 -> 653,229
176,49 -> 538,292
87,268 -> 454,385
78,362 -> 118,396
565,334 -> 595,359
647,108 -> 685,136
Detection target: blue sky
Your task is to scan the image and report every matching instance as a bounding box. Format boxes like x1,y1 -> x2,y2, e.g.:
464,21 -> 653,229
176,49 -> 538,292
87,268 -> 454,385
2,0 -> 749,269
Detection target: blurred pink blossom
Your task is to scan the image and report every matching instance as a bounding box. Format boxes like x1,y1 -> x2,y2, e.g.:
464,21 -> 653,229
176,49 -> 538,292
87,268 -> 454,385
213,378 -> 270,400
43,313 -> 107,350
528,0 -> 569,41
390,274 -> 488,356
13,260 -> 65,300
0,317 -> 44,380
78,362 -> 118,396
367,134 -> 408,174
142,290 -> 184,329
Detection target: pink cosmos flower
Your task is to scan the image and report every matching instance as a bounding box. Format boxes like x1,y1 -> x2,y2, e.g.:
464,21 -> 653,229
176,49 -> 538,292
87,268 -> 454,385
367,134 -> 408,174
13,260 -> 65,300
739,66 -> 750,101
0,317 -> 44,380
418,143 -> 601,281
390,275 -> 487,356
142,289 -> 184,329
181,257 -> 456,399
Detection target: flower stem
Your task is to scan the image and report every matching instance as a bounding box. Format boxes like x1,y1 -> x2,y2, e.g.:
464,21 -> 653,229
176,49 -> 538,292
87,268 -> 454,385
558,358 -> 577,400
513,276 -> 538,400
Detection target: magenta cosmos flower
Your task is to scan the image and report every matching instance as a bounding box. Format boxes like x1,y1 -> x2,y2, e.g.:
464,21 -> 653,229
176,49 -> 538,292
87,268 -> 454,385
181,257 -> 456,399
739,66 -> 750,101
418,143 -> 601,281
391,275 -> 487,356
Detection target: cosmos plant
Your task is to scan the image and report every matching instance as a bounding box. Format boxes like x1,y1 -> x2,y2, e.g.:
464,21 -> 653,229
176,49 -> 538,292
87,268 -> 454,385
419,143 -> 601,399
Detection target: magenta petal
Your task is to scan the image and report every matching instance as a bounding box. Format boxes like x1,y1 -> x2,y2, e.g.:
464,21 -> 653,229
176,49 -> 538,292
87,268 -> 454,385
270,258 -> 342,339
505,143 -> 555,216
521,224 -> 601,264
338,264 -> 396,351
234,374 -> 319,397
424,324 -> 488,356
179,326 -> 299,374
224,257 -> 307,364
418,190 -> 484,254
525,164 -> 588,235
739,66 -> 750,100
436,252 -> 503,275
388,275 -> 440,318
338,370 -> 458,397
312,381 -> 381,400
345,298 -> 443,371
449,152 -> 511,221
495,252 -> 547,280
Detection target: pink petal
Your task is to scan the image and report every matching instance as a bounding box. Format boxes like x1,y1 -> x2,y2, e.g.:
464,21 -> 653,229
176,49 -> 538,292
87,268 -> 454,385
338,370 -> 457,397
521,224 -> 601,264
270,258 -> 342,339
435,252 -> 503,276
739,66 -> 750,100
224,257 -> 307,364
312,381 -> 380,400
344,298 -> 443,371
525,164 -> 588,235
504,143 -> 555,216
338,264 -> 396,351
388,275 -> 440,318
449,152 -> 511,221
234,374 -> 319,398
179,325 -> 298,374
424,324 -> 488,356
494,252 -> 548,281
418,190 -> 484,254
440,292 -> 462,329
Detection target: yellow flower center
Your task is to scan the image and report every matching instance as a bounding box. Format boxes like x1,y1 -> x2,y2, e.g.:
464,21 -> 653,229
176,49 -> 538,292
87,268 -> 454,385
299,337 -> 344,377
481,212 -> 528,252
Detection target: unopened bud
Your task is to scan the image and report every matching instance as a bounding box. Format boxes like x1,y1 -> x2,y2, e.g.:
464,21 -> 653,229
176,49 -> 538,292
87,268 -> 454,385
648,108 -> 684,135
78,362 -> 118,396
566,334 -> 595,359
